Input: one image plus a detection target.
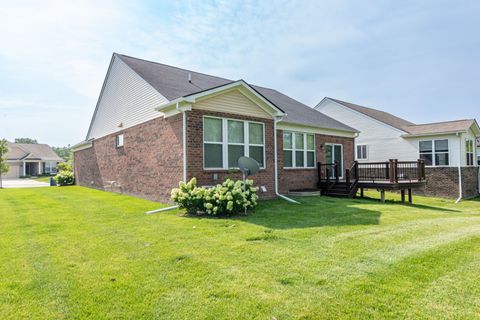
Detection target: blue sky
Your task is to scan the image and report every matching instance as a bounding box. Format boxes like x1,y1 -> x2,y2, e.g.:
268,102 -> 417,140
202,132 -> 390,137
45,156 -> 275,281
1,0 -> 479,146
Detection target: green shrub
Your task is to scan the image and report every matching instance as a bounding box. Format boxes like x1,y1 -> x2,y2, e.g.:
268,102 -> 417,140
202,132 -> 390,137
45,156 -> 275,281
57,162 -> 72,172
55,170 -> 75,186
171,177 -> 259,215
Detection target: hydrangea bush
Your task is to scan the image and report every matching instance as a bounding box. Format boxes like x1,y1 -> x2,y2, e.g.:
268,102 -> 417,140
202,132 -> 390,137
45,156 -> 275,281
171,177 -> 259,215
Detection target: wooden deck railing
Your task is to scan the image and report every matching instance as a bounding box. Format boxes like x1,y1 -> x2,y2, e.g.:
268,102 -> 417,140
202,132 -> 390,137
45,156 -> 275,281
318,159 -> 425,184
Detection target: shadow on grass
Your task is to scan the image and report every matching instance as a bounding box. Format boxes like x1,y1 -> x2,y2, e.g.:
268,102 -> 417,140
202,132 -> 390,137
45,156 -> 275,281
234,196 -> 381,230
359,195 -> 461,213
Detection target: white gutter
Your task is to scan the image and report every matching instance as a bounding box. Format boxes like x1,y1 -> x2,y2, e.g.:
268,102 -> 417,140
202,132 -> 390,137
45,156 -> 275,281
274,117 -> 300,204
456,133 -> 463,203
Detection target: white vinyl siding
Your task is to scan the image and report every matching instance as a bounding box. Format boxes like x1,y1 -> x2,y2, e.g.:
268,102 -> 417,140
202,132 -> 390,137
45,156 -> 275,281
316,99 -> 464,166
87,56 -> 169,140
203,116 -> 265,169
194,89 -> 272,119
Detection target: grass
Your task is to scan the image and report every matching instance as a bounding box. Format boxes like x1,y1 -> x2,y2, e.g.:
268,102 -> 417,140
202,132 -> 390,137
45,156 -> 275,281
0,187 -> 479,319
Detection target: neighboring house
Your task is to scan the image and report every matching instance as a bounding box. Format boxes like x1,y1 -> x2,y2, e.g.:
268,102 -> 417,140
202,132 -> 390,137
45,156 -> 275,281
72,53 -> 358,202
316,98 -> 480,199
5,142 -> 64,178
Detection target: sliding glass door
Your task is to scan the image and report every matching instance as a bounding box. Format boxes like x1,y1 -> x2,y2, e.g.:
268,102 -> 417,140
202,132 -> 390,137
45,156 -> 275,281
325,144 -> 343,178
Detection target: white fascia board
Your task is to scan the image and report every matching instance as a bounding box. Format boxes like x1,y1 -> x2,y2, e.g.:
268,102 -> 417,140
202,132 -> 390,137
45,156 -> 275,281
401,131 -> 467,139
156,80 -> 285,118
277,121 -> 357,138
71,140 -> 93,152
318,98 -> 410,135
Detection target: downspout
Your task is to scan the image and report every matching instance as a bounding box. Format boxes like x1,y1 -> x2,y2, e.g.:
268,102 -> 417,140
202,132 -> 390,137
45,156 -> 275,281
456,133 -> 463,203
181,104 -> 187,182
274,117 -> 300,204
145,102 -> 188,214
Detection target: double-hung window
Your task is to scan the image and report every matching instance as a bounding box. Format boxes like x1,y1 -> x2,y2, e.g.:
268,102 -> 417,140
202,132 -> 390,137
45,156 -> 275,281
283,131 -> 315,168
466,139 -> 474,166
203,117 -> 265,169
419,139 -> 449,166
356,145 -> 368,160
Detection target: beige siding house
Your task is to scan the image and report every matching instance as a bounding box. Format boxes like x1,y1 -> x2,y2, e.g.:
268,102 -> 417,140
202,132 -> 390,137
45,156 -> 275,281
5,142 -> 64,178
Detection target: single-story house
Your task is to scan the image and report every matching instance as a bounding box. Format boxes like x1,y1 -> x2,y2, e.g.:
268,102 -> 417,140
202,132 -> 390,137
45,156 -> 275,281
72,53 -> 359,202
315,98 -> 480,199
4,142 -> 64,178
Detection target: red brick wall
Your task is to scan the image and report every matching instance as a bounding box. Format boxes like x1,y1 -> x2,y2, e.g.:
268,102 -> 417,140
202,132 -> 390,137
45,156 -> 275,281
74,115 -> 183,202
415,166 -> 479,198
185,110 -> 276,199
74,109 -> 356,202
277,131 -> 354,193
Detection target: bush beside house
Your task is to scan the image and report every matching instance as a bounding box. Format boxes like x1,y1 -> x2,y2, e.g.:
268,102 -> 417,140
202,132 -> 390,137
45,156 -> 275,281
55,162 -> 75,186
171,178 -> 259,215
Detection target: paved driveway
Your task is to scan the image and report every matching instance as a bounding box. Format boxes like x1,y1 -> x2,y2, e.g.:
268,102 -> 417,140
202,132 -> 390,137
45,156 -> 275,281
1,178 -> 50,188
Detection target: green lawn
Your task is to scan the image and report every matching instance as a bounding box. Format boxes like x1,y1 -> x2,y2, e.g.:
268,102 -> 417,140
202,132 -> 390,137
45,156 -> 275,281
1,187 -> 479,319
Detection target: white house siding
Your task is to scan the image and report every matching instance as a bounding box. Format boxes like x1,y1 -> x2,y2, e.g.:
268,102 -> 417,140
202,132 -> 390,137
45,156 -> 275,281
194,89 -> 272,119
87,55 -> 169,140
316,99 -> 417,162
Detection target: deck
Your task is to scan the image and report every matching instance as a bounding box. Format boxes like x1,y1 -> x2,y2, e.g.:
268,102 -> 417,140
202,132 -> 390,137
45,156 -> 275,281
315,159 -> 426,203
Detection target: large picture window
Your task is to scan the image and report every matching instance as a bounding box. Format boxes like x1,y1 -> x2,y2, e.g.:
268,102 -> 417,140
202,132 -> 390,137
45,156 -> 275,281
419,139 -> 449,166
203,117 -> 265,169
466,139 -> 474,166
283,131 -> 315,168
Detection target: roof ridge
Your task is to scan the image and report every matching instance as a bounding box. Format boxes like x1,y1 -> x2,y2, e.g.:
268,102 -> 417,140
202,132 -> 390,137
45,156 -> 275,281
407,119 -> 474,126
116,53 -> 233,83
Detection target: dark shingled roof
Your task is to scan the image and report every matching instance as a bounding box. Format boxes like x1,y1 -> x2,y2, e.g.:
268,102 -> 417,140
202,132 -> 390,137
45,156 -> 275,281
327,98 -> 415,131
117,54 -> 357,133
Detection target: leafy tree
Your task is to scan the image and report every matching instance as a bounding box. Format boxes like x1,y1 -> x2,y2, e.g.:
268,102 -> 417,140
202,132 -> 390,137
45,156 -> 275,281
14,138 -> 38,144
0,139 -> 10,188
52,146 -> 72,161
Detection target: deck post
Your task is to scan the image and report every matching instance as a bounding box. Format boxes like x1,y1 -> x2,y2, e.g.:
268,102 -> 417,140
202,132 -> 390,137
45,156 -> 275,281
401,189 -> 405,202
393,159 -> 399,182
416,159 -> 423,181
388,159 -> 395,183
408,188 -> 412,203
380,190 -> 385,203
360,187 -> 364,198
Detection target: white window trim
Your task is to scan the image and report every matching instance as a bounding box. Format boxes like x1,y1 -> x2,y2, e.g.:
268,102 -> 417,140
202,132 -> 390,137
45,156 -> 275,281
203,116 -> 265,170
419,139 -> 450,167
466,138 -> 474,166
116,134 -> 124,148
283,131 -> 316,169
356,144 -> 368,160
